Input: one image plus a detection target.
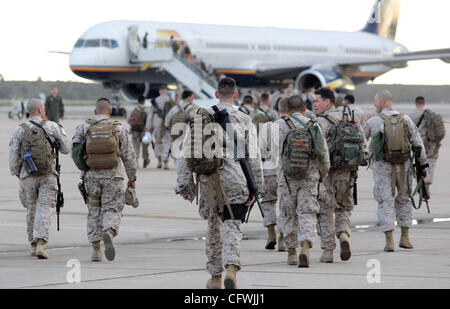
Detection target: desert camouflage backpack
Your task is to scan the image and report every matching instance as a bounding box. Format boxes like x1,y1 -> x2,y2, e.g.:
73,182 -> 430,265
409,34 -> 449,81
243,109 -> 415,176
20,120 -> 54,175
418,109 -> 446,143
128,106 -> 147,131
163,99 -> 176,121
85,119 -> 121,169
253,108 -> 270,133
281,116 -> 313,180
169,103 -> 196,139
186,108 -> 223,175
319,110 -> 367,170
378,113 -> 411,164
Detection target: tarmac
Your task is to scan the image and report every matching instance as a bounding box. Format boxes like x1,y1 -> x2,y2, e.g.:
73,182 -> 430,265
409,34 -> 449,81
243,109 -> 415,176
0,103 -> 449,289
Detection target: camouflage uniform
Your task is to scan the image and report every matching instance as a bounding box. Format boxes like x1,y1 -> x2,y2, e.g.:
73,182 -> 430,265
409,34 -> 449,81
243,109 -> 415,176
44,95 -> 64,123
316,107 -> 361,250
238,105 -> 255,118
176,101 -> 264,276
9,116 -> 71,243
409,107 -> 441,185
72,115 -> 137,243
146,95 -> 172,162
275,112 -> 330,248
130,104 -> 150,164
304,109 -> 317,121
364,108 -> 427,232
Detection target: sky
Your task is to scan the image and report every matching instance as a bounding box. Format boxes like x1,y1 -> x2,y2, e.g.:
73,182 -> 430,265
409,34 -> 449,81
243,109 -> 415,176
1,0 -> 450,85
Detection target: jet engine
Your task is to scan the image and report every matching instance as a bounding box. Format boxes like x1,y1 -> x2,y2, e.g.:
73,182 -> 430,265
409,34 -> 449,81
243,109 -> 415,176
295,69 -> 355,93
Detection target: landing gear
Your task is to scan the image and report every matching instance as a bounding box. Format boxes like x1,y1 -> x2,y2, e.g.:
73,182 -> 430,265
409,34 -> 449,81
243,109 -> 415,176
110,94 -> 127,118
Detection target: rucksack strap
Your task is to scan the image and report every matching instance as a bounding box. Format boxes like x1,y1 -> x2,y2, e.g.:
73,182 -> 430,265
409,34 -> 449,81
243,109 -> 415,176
318,114 -> 339,126
417,110 -> 427,128
291,115 -> 308,128
29,120 -> 56,151
257,107 -> 267,115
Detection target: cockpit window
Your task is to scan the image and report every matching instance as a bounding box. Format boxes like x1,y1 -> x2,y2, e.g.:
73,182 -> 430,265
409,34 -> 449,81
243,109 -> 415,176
74,39 -> 85,48
111,40 -> 119,48
101,39 -> 111,48
85,39 -> 100,47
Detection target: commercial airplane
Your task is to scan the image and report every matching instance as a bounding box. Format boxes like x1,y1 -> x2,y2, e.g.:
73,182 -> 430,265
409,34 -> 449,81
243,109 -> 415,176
69,0 -> 450,102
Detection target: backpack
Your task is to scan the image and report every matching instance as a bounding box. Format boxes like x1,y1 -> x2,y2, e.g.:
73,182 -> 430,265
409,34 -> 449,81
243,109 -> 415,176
281,116 -> 313,180
418,109 -> 446,143
163,99 -> 176,121
186,108 -> 223,175
20,120 -> 54,175
85,119 -> 121,169
378,113 -> 411,164
253,108 -> 270,133
169,103 -> 195,139
128,106 -> 147,131
319,110 -> 367,169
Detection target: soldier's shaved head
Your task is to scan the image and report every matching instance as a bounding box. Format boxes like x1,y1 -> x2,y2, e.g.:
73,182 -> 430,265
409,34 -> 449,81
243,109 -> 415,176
374,90 -> 393,113
27,99 -> 44,115
95,98 -> 112,115
375,90 -> 393,103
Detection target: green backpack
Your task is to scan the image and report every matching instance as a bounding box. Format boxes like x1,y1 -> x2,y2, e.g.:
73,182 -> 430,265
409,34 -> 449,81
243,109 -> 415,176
169,103 -> 196,139
378,113 -> 411,164
253,108 -> 270,133
418,109 -> 446,143
319,111 -> 367,169
20,121 -> 54,175
281,116 -> 313,180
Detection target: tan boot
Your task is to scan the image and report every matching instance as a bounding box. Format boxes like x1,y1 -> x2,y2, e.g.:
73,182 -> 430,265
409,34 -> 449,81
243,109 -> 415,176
157,158 -> 162,169
30,242 -> 37,257
143,159 -> 150,168
287,248 -> 298,265
91,241 -> 102,262
320,249 -> 333,263
224,265 -> 239,289
278,233 -> 286,252
384,231 -> 395,252
36,239 -> 48,259
102,229 -> 116,261
399,227 -> 414,249
163,161 -> 169,170
298,241 -> 310,268
339,232 -> 352,261
265,224 -> 276,250
206,275 -> 222,289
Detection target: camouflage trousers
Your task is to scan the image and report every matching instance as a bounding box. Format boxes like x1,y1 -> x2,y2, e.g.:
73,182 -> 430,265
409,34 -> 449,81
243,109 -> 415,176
200,200 -> 243,276
278,177 -> 320,249
317,170 -> 354,250
131,130 -> 149,162
153,128 -> 171,162
424,142 -> 440,185
19,174 -> 58,243
85,177 -> 125,243
260,175 -> 278,227
372,165 -> 412,232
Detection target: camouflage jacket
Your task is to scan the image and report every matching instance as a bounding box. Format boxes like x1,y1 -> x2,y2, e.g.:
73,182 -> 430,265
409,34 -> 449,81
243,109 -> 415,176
72,115 -> 137,181
9,116 -> 71,179
146,95 -> 170,131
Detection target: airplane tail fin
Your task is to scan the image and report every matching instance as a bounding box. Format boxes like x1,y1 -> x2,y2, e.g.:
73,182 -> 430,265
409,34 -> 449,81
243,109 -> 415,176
361,0 -> 401,40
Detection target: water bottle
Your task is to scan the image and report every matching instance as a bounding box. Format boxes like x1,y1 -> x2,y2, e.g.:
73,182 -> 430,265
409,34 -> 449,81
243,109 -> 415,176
141,132 -> 152,145
24,153 -> 38,174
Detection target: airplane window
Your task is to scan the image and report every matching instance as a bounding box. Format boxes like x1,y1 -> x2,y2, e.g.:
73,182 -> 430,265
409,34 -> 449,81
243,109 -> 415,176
101,39 -> 111,48
85,39 -> 100,47
111,40 -> 119,48
74,39 -> 85,48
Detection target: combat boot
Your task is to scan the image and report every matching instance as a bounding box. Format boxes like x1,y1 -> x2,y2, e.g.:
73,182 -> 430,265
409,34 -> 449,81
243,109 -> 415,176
224,265 -> 239,289
399,227 -> 414,249
157,158 -> 162,169
35,239 -> 48,259
287,248 -> 298,265
339,232 -> 352,261
91,241 -> 102,262
298,241 -> 310,268
103,229 -> 116,261
278,233 -> 286,252
163,161 -> 169,170
30,242 -> 37,257
143,159 -> 150,168
320,249 -> 333,263
265,224 -> 276,250
384,230 -> 395,252
206,275 -> 222,289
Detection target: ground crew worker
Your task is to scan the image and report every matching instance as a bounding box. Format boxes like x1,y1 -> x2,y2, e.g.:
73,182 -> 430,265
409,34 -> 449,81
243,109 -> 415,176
72,98 -> 137,262
146,85 -> 173,169
45,86 -> 64,123
409,96 -> 444,193
342,94 -> 365,126
175,78 -> 264,288
364,90 -> 427,251
275,95 -> 330,267
9,99 -> 70,259
239,95 -> 255,117
314,88 -> 361,263
128,95 -> 150,168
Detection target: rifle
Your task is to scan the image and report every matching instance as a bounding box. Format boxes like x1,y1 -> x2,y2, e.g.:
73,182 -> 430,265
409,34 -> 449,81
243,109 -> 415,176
212,106 -> 264,223
151,98 -> 163,119
351,109 -> 358,206
30,120 -> 64,230
409,145 -> 430,213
